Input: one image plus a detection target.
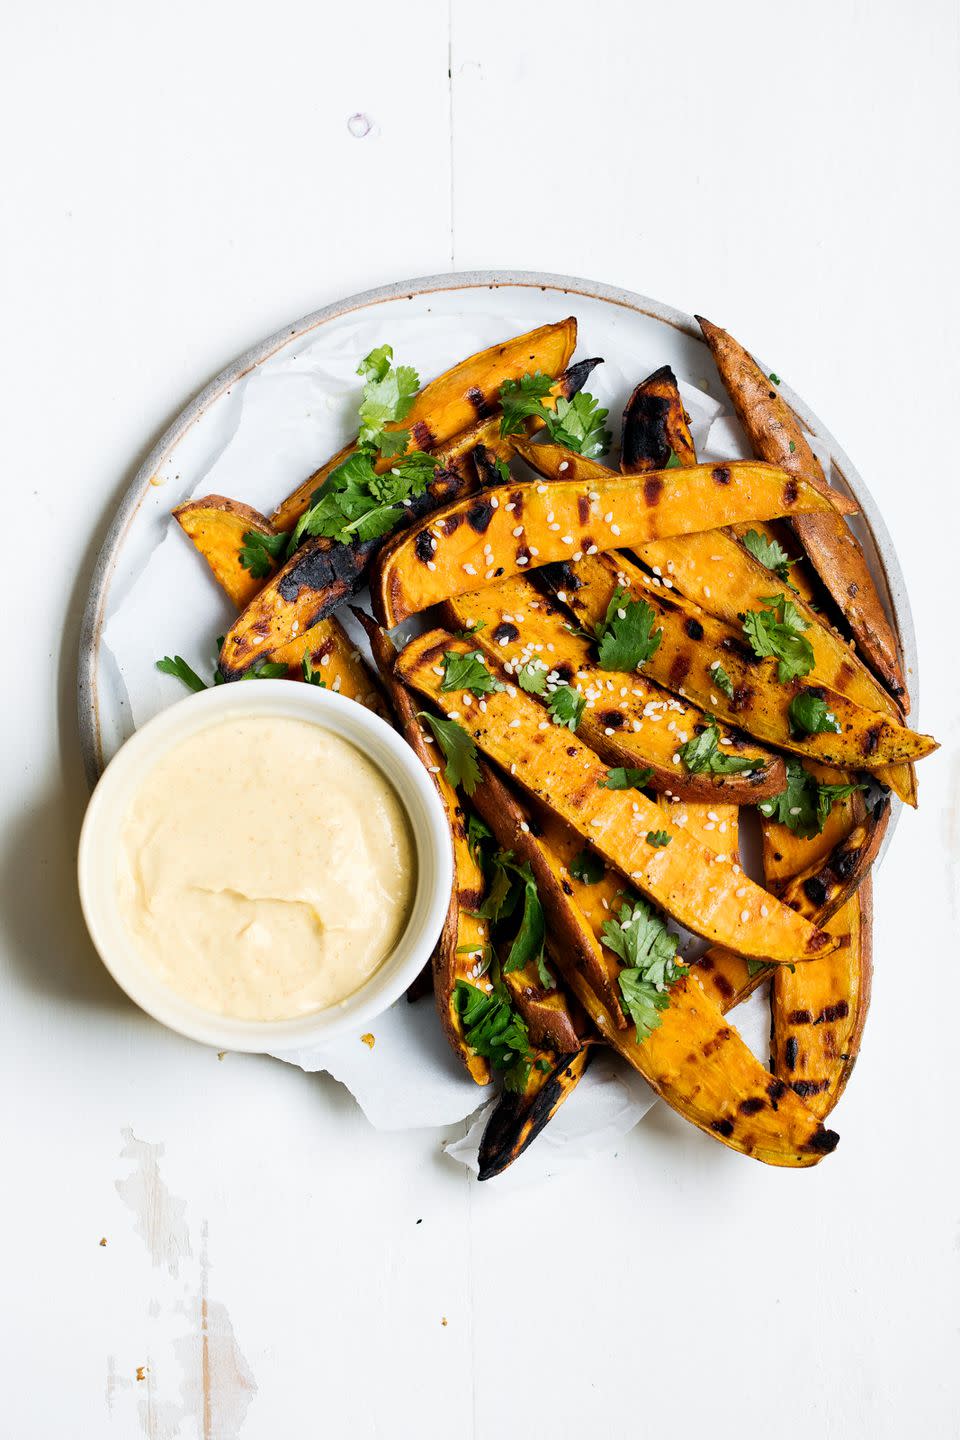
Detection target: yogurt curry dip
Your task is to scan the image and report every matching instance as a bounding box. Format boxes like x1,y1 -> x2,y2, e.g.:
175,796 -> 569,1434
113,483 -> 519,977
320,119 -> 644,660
116,715 -> 415,1020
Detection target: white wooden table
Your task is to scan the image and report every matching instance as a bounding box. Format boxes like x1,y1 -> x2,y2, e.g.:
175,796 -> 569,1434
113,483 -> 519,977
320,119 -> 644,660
3,3 -> 959,1435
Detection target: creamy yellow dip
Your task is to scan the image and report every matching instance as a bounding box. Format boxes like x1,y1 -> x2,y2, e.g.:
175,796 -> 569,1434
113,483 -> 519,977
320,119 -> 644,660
116,716 -> 415,1020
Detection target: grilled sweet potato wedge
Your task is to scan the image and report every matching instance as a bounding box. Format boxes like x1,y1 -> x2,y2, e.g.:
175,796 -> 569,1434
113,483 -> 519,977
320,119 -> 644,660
763,774 -> 873,1117
443,575 -> 785,803
272,318 -> 579,532
620,364 -> 696,473
174,496 -> 280,609
775,800 -> 889,925
545,550 -> 936,771
396,629 -> 837,963
697,315 -> 906,704
354,611 -> 490,1084
501,950 -> 582,1054
374,453 -> 857,626
477,1044 -> 593,1181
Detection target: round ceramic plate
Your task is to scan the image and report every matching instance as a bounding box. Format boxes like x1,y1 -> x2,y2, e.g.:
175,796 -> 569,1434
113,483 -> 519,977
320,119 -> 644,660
78,270 -> 917,793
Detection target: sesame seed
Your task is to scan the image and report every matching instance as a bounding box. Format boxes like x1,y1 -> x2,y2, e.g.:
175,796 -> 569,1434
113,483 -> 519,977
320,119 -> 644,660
320,654 -> 331,667
536,483 -> 547,494
509,718 -> 520,729
463,563 -> 477,575
428,765 -> 440,773
735,886 -> 748,898
611,524 -> 621,536
586,545 -> 598,555
760,904 -> 769,917
704,585 -> 712,598
505,502 -> 516,512
740,910 -> 750,924
517,556 -> 528,566
520,822 -> 530,833
485,569 -> 495,580
561,535 -> 574,545
427,560 -> 436,571
590,819 -> 603,828
572,551 -> 583,562
512,526 -> 524,538
672,753 -> 680,764
604,511 -> 613,523
546,512 -> 555,523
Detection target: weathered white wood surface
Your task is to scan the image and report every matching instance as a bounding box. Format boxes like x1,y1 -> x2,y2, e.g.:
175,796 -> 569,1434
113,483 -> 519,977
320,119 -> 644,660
2,2 -> 958,1435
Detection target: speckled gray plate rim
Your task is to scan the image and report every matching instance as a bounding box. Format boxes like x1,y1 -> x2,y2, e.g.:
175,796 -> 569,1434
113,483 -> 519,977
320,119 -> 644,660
78,268 -> 918,858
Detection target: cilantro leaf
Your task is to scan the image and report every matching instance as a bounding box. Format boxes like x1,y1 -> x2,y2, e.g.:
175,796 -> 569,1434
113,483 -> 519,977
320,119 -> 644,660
758,758 -> 866,839
454,981 -> 533,1092
710,662 -> 735,699
238,528 -> 288,579
357,358 -> 419,446
356,344 -> 393,383
517,660 -> 549,695
440,649 -> 504,697
742,593 -> 814,682
789,691 -> 842,736
595,588 -> 662,672
598,766 -> 654,791
646,830 -> 671,847
741,528 -> 797,584
498,372 -> 554,436
466,812 -> 492,864
665,449 -> 682,469
240,659 -> 288,680
545,392 -> 611,458
602,899 -> 687,1043
502,862 -> 545,976
535,951 -> 555,990
301,651 -> 326,686
418,711 -> 480,795
569,848 -> 605,885
678,725 -> 755,775
156,655 -> 207,693
494,457 -> 511,483
547,685 -> 585,731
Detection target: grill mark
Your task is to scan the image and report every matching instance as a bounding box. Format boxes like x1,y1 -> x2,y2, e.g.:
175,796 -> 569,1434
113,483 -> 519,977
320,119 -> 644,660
492,622 -> 519,645
684,618 -> 704,641
738,1096 -> 765,1115
599,709 -> 624,729
802,876 -> 830,907
440,513 -> 462,536
818,1000 -> 850,1023
731,684 -> 753,711
833,846 -> 860,881
807,1126 -> 840,1154
712,465 -> 731,486
414,530 -> 434,565
577,494 -> 590,525
411,419 -> 435,450
784,478 -> 799,505
712,972 -> 735,1001
793,1079 -> 830,1098
509,489 -> 524,518
466,500 -> 495,534
784,1036 -> 799,1070
561,879 -> 573,896
711,1118 -> 734,1137
788,1008 -> 814,1025
553,662 -> 574,683
702,1026 -> 732,1058
466,385 -> 493,419
643,476 -> 664,507
806,928 -> 832,954
767,1079 -> 787,1109
622,388 -> 672,472
669,654 -> 691,688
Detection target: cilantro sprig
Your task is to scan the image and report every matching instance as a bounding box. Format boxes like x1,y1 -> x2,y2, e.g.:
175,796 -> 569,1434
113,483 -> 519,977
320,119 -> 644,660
742,593 -> 814,682
741,528 -> 798,586
788,691 -> 841,737
284,345 -> 439,557
239,528 -> 288,579
569,848 -> 605,885
602,899 -> 687,1044
546,684 -> 585,731
599,766 -> 654,792
594,587 -> 662,672
499,372 -> 611,457
440,649 -> 504,697
678,725 -> 755,775
710,661 -> 735,699
418,711 -> 480,795
758,759 -> 866,838
455,981 -> 534,1092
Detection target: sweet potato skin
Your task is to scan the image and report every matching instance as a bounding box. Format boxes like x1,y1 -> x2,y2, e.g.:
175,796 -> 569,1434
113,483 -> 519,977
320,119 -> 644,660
396,628 -> 838,963
501,949 -> 582,1054
354,611 -> 490,1084
173,495 -> 278,609
774,800 -> 889,926
442,576 -> 786,804
547,550 -> 936,771
373,453 -> 855,627
697,315 -> 906,704
271,318 -> 578,532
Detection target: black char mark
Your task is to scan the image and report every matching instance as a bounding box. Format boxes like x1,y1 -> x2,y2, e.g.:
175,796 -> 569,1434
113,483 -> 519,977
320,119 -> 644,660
467,499 -> 495,534
477,1051 -> 587,1181
712,466 -> 731,486
466,385 -> 493,420
414,530 -> 435,565
622,381 -> 673,472
643,476 -> 664,507
685,618 -> 704,642
492,622 -> 519,645
784,1036 -> 799,1070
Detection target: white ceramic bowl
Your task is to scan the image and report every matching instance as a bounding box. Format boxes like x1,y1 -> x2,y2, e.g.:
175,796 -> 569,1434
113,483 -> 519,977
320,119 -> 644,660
77,681 -> 453,1052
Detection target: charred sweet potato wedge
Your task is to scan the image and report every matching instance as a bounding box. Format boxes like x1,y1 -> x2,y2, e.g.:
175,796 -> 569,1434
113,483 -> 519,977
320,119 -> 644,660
173,495 -> 280,609
271,319 -> 579,532
769,886 -> 872,1118
501,949 -> 582,1054
774,800 -> 889,926
443,574 -> 785,803
697,315 -> 906,704
477,1045 -> 593,1181
546,550 -> 937,772
354,611 -> 490,1084
373,451 -> 857,627
265,616 -> 388,717
396,629 -> 838,963
620,364 -> 696,473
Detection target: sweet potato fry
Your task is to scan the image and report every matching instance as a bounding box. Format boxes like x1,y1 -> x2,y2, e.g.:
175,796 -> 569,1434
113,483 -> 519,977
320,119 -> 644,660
477,1045 -> 593,1181
173,495 -> 279,609
697,315 -> 906,703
